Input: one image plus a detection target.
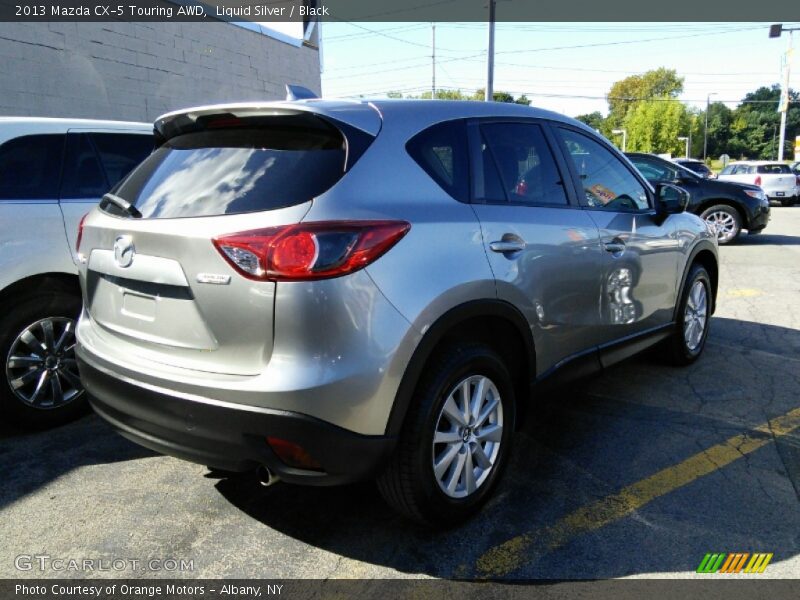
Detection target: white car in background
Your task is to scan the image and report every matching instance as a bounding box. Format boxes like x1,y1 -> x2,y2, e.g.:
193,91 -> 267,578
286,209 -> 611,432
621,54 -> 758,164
0,118 -> 152,425
718,161 -> 799,206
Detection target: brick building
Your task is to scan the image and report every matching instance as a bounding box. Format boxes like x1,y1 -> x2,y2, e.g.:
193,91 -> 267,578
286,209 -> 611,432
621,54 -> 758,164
0,20 -> 321,122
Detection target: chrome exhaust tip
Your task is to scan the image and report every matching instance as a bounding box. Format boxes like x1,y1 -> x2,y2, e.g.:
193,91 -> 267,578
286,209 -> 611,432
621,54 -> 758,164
256,465 -> 280,487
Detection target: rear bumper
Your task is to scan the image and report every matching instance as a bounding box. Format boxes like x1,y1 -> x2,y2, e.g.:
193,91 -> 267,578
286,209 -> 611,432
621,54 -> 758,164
77,357 -> 396,486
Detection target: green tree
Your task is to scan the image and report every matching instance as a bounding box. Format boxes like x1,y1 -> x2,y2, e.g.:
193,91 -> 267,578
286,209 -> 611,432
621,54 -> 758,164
472,88 -> 530,104
726,85 -> 800,159
623,98 -> 692,155
406,88 -> 530,104
415,89 -> 472,100
575,111 -> 605,131
700,102 -> 733,159
607,68 -> 684,130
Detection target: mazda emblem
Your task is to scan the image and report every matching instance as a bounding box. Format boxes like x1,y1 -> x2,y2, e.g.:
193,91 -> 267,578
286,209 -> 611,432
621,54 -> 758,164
113,235 -> 135,268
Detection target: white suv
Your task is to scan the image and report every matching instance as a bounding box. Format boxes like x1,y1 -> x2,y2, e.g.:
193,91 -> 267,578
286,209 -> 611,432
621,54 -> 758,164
718,161 -> 799,206
0,118 -> 152,425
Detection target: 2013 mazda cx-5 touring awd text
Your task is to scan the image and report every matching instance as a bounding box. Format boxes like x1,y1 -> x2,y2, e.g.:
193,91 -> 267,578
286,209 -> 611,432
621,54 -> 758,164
75,97 -> 718,525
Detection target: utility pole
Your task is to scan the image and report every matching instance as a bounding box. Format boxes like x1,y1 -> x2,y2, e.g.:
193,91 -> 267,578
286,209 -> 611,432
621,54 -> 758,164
485,0 -> 496,102
703,92 -> 717,161
770,24 -> 799,161
431,23 -> 436,99
678,136 -> 689,159
772,124 -> 778,159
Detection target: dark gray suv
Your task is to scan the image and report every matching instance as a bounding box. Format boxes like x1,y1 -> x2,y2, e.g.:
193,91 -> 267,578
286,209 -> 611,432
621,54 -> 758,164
74,99 -> 718,524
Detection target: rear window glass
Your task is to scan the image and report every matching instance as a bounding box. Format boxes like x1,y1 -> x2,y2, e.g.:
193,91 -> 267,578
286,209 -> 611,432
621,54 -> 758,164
104,124 -> 345,218
756,164 -> 791,174
406,120 -> 470,203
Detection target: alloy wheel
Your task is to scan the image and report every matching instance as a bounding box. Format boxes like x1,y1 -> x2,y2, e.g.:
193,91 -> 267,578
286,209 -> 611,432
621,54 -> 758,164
683,280 -> 708,352
704,211 -> 738,243
432,374 -> 503,499
5,317 -> 83,409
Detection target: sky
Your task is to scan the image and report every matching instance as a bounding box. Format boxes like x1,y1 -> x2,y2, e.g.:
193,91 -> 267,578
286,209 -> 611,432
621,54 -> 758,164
319,22 -> 800,117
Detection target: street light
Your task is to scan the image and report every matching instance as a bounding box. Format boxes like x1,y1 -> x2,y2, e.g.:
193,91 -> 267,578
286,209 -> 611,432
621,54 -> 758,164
678,136 -> 689,159
769,23 -> 799,161
611,128 -> 627,152
703,92 -> 717,161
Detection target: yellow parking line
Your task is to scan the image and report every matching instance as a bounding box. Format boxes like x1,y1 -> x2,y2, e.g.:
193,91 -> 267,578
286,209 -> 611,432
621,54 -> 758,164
726,288 -> 764,298
473,406 -> 800,578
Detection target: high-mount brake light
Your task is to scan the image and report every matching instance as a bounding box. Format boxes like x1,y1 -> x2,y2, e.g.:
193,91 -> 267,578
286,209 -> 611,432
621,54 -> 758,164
212,221 -> 410,281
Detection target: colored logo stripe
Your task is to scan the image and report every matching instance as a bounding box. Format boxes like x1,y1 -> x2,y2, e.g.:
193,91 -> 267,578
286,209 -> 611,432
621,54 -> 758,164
697,553 -> 726,573
697,553 -> 773,574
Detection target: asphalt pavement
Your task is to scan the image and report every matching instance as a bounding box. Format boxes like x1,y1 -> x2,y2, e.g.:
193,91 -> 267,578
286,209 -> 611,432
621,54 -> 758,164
2,208 -> 799,580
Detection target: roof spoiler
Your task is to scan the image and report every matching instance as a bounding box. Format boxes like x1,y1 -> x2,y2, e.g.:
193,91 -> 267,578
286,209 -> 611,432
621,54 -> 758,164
285,84 -> 318,101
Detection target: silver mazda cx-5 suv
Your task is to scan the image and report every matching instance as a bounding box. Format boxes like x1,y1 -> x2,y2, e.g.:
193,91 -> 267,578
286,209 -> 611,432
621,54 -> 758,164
75,96 -> 718,524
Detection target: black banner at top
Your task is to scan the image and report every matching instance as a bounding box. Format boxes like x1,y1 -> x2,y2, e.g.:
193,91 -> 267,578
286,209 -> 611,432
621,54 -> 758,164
1,0 -> 800,22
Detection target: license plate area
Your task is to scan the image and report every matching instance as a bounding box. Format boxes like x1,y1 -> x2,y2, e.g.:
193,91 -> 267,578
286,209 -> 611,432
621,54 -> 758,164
121,292 -> 156,321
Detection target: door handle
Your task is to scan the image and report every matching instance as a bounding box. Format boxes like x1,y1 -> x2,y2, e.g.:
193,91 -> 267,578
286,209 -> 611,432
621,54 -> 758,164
490,240 -> 526,253
603,241 -> 626,254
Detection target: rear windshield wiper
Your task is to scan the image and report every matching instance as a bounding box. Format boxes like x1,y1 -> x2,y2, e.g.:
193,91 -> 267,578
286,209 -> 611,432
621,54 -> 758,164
102,193 -> 142,218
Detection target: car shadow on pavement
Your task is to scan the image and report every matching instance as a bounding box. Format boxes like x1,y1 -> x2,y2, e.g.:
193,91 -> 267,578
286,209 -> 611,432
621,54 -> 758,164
216,316 -> 800,579
0,410 -> 156,511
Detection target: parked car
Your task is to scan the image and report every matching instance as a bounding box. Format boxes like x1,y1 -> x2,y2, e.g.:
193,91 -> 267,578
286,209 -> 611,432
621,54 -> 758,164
673,158 -> 714,179
75,98 -> 718,524
627,152 -> 771,244
718,161 -> 799,206
0,118 -> 153,425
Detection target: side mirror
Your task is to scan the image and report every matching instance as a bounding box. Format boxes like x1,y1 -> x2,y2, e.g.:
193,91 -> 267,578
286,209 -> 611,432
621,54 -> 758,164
655,183 -> 689,215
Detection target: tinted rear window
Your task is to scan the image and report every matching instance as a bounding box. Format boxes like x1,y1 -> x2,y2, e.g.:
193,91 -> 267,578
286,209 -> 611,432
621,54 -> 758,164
0,134 -> 64,200
756,164 -> 791,174
105,124 -> 345,218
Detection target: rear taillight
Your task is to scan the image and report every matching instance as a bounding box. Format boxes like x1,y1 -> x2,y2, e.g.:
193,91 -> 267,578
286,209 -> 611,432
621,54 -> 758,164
754,175 -> 762,186
213,220 -> 411,281
76,213 -> 89,253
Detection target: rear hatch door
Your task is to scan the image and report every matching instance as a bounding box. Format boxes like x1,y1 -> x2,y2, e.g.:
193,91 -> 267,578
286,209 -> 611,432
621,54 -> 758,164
80,107 -> 377,375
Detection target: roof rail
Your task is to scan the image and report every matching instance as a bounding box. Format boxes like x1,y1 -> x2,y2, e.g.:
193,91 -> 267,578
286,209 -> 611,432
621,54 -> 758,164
285,84 -> 318,101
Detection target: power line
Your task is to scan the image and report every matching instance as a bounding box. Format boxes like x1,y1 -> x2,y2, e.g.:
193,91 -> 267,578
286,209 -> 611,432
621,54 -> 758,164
324,24 -> 429,41
323,25 -> 766,81
326,22 -> 464,52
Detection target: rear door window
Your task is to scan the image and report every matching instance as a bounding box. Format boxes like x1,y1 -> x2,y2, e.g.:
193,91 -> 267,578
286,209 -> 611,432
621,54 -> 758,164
0,134 -> 65,200
105,122 -> 346,219
60,133 -> 109,199
478,122 -> 568,206
89,133 -> 153,186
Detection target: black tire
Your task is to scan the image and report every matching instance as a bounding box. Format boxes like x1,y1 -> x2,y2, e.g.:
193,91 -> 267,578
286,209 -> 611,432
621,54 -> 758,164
0,291 -> 88,426
663,264 -> 712,366
780,198 -> 793,207
700,204 -> 741,245
377,343 -> 515,526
